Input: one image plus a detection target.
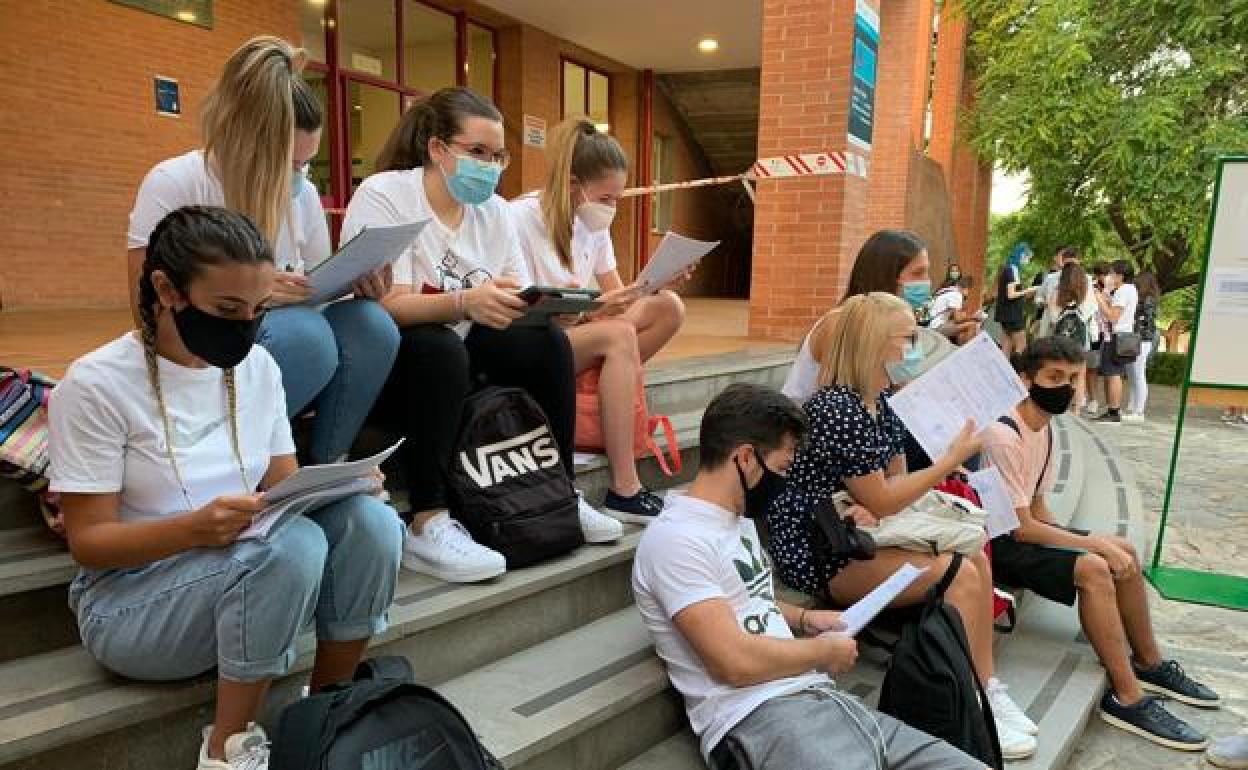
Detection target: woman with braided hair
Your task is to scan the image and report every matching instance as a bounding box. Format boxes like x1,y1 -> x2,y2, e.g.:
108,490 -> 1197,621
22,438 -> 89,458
50,206 -> 403,770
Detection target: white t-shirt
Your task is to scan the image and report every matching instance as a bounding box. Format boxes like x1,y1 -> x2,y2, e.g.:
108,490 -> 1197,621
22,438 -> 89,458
782,338 -> 819,405
128,150 -> 332,273
48,333 -> 294,522
926,287 -> 964,327
507,193 -> 617,288
632,492 -> 828,759
1110,282 -> 1139,334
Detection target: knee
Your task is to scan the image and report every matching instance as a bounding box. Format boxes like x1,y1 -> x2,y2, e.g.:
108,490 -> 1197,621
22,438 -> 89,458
265,310 -> 338,377
600,319 -> 640,357
329,299 -> 401,360
654,290 -> 686,326
261,517 -> 330,593
322,495 -> 404,572
1074,553 -> 1113,590
944,556 -> 982,600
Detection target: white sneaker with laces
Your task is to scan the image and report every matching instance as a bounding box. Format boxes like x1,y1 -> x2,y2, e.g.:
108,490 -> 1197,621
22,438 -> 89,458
987,677 -> 1039,735
198,723 -> 269,770
997,719 -> 1038,760
1084,400 -> 1100,416
578,494 -> 623,544
402,512 -> 506,583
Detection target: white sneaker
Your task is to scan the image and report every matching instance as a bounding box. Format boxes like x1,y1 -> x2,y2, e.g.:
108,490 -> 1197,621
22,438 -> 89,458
198,723 -> 269,770
402,512 -> 506,583
997,719 -> 1038,760
987,678 -> 1039,735
1084,400 -> 1100,416
578,494 -> 623,544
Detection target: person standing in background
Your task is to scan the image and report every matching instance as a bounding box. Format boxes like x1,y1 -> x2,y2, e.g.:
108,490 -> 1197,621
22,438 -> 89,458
1124,271 -> 1160,422
1093,260 -> 1140,424
995,243 -> 1037,357
1084,263 -> 1111,417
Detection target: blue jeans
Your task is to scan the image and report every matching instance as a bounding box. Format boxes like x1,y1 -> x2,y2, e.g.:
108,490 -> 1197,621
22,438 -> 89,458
258,300 -> 399,463
68,495 -> 404,683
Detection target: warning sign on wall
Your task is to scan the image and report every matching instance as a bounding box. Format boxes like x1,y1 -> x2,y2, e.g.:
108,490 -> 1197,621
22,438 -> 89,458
523,115 -> 547,148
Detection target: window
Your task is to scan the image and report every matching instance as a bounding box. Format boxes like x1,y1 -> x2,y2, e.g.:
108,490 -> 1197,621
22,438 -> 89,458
339,0 -> 398,80
348,82 -> 401,192
562,59 -> 611,131
402,1 -> 456,93
467,23 -> 496,99
303,71 -> 332,197
299,1 -> 327,64
652,134 -> 674,232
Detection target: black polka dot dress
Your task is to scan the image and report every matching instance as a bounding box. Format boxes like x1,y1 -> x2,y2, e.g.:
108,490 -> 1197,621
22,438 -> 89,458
764,385 -> 907,596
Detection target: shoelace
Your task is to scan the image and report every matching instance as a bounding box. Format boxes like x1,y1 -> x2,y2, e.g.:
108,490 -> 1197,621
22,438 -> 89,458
231,739 -> 270,770
1157,660 -> 1192,686
1139,697 -> 1189,732
988,684 -> 1026,717
431,520 -> 483,557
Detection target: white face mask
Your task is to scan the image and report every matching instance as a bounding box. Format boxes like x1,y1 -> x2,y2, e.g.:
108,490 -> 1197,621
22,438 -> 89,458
576,201 -> 616,233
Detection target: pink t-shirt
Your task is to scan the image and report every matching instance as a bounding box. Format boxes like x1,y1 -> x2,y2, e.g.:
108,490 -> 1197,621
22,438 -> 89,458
982,408 -> 1054,510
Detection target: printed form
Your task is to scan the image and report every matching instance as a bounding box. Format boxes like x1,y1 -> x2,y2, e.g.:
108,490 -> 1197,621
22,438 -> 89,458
306,220 -> 429,304
635,232 -> 719,294
827,563 -> 928,637
967,467 -> 1021,538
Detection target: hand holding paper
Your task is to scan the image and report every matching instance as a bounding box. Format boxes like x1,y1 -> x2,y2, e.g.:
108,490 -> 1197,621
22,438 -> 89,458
635,232 -> 718,294
822,563 -> 928,637
305,221 -> 428,304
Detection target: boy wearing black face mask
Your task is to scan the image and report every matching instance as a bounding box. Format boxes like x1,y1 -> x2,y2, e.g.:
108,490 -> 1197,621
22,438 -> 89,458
984,336 -> 1219,752
632,383 -> 987,770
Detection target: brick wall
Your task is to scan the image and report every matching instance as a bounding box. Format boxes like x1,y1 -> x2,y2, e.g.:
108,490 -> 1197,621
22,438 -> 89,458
0,1 -> 299,310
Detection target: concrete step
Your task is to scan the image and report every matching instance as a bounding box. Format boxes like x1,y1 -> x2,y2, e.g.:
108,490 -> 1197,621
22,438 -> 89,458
643,348 -> 795,418
0,530 -> 643,768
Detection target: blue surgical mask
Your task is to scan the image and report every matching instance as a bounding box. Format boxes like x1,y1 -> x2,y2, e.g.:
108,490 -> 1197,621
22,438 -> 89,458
442,154 -> 503,206
291,164 -> 309,199
901,280 -> 932,310
886,340 -> 926,385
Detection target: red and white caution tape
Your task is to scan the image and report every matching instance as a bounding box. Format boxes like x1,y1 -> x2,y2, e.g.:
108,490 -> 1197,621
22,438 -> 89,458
620,150 -> 868,198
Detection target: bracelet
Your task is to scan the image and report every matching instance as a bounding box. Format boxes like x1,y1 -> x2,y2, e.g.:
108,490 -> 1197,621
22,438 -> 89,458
799,608 -> 810,636
454,289 -> 466,320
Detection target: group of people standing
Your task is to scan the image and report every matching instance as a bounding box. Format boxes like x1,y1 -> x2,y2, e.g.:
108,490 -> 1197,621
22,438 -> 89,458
48,36 -> 687,769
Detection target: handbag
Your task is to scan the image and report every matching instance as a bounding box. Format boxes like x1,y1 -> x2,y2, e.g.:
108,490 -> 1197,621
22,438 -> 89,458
1114,331 -> 1141,362
860,489 -> 988,556
574,357 -> 681,477
0,368 -> 62,536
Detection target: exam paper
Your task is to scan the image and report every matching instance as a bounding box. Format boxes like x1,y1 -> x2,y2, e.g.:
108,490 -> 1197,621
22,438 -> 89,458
887,332 -> 1027,460
240,439 -> 405,540
830,563 -> 928,637
306,221 -> 429,304
635,232 -> 719,294
967,468 -> 1021,538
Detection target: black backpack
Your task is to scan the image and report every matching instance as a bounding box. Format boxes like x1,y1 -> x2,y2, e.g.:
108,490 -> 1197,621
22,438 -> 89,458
447,386 -> 582,568
271,656 -> 502,770
877,555 -> 1004,770
1052,302 -> 1089,349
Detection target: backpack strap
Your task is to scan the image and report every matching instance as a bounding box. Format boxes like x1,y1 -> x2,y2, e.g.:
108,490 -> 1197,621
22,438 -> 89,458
354,655 -> 415,683
928,552 -> 964,605
996,415 -> 1052,497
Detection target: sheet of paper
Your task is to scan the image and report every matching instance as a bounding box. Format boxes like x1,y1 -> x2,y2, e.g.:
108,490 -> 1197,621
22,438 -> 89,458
635,232 -> 719,294
887,332 -> 1028,460
306,221 -> 429,304
241,476 -> 379,540
831,563 -> 928,637
1210,269 -> 1248,316
966,467 -> 1020,539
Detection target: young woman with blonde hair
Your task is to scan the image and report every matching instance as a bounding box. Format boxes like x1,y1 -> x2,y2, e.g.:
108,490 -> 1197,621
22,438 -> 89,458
53,206 -> 402,770
509,118 -> 688,522
764,292 -> 1037,759
126,35 -> 399,466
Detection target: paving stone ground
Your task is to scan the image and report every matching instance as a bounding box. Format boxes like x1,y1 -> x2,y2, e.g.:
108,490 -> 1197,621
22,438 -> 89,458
1066,385 -> 1248,768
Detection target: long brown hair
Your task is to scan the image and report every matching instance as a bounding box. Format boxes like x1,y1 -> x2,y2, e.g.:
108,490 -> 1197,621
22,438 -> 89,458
1135,270 -> 1161,303
541,117 -> 628,270
376,87 -> 502,172
1056,262 -> 1088,308
842,230 -> 927,302
201,36 -> 316,246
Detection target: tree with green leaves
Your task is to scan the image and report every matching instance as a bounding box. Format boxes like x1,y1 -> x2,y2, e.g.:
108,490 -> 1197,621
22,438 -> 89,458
962,0 -> 1248,295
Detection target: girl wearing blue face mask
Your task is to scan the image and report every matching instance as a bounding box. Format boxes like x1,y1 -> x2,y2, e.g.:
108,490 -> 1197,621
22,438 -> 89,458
342,88 -> 608,585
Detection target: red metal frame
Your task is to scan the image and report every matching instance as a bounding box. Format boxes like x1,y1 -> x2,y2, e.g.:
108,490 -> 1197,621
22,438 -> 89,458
636,69 -> 655,270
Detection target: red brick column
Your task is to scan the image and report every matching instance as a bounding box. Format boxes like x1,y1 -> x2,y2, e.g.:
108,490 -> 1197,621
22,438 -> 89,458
750,0 -> 877,341
864,0 -> 935,233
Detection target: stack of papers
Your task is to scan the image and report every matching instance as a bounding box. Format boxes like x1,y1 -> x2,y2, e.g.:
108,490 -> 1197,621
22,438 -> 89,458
240,440 -> 404,540
635,232 -> 719,294
305,221 -> 429,304
827,563 -> 928,637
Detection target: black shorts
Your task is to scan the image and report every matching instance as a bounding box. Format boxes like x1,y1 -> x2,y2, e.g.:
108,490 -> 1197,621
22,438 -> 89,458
999,319 -> 1025,333
1098,335 -> 1127,376
990,534 -> 1086,606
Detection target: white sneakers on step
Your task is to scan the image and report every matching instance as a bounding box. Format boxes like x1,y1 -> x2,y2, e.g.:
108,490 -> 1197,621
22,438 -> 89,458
402,512 -> 506,583
578,493 -> 623,544
197,723 -> 269,770
987,678 -> 1038,760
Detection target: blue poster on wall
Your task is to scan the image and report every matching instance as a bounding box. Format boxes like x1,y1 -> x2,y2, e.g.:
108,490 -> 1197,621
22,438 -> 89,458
848,0 -> 879,151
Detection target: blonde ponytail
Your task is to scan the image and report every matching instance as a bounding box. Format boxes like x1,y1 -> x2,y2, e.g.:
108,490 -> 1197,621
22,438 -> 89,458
540,117 -> 628,271
201,36 -> 306,246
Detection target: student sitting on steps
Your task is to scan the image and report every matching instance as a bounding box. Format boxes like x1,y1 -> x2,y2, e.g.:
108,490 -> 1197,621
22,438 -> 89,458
985,335 -> 1220,752
49,207 -> 404,770
633,383 -> 988,770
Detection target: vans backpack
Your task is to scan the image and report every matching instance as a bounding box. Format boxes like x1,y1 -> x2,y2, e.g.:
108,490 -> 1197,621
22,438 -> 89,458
1052,303 -> 1089,350
447,386 -> 582,568
877,555 -> 1004,769
271,656 -> 502,770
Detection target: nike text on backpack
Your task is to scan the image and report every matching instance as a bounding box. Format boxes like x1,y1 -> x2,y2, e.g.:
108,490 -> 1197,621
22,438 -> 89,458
573,355 -> 682,477
271,656 -> 502,770
446,386 -> 583,568
876,554 -> 1005,769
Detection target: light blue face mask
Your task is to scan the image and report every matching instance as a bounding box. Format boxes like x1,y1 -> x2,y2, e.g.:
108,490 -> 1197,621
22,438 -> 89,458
886,339 -> 926,385
900,280 -> 932,310
443,154 -> 503,205
291,164 -> 309,199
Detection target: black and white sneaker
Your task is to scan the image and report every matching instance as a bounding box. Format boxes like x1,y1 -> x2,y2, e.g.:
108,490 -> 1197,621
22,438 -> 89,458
1099,692 -> 1208,751
603,488 -> 664,525
1136,659 -> 1221,708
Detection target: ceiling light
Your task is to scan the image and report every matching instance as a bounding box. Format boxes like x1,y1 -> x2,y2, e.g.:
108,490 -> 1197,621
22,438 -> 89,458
353,104 -> 362,111
594,123 -> 610,133
698,38 -> 719,53
176,10 -> 197,22
308,0 -> 327,5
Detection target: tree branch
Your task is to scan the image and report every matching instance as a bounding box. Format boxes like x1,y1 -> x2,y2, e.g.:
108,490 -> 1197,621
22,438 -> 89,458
1105,201 -> 1150,256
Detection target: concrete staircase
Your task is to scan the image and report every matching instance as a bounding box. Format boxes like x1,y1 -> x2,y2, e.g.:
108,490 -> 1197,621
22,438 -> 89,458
0,348 -> 794,770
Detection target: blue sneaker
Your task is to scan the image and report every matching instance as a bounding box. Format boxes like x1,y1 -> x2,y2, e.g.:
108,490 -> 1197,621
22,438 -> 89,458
1099,692 -> 1208,751
1135,659 -> 1221,708
603,488 -> 664,525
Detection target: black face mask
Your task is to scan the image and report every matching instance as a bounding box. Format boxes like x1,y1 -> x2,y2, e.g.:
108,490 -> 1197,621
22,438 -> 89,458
1029,382 -> 1075,415
172,301 -> 261,369
736,447 -> 787,519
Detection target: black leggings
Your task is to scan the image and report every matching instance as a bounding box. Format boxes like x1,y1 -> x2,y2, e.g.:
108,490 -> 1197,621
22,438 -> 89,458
376,322 -> 576,512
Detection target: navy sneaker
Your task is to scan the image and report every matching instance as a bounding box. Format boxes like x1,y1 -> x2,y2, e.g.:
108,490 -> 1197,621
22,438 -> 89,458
1135,659 -> 1221,708
603,488 -> 664,525
1093,411 -> 1123,424
1099,692 -> 1208,751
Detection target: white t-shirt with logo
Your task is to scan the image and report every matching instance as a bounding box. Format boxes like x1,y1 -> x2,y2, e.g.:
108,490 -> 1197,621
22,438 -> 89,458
927,287 -> 964,327
507,193 -> 616,288
1111,282 -> 1139,334
49,333 -> 294,522
128,150 -> 332,273
632,492 -> 828,759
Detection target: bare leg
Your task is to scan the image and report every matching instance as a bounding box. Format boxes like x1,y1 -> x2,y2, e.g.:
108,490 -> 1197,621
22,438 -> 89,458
1074,552 -> 1143,703
308,638 -> 370,694
1009,331 -> 1027,357
1105,538 -> 1162,667
566,320 -> 644,496
621,290 -> 685,363
1106,374 -> 1124,410
1086,366 -> 1101,408
209,678 -> 271,759
830,549 -> 995,682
